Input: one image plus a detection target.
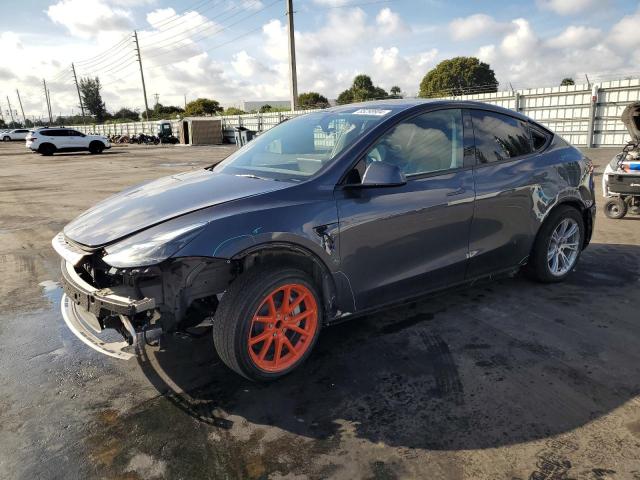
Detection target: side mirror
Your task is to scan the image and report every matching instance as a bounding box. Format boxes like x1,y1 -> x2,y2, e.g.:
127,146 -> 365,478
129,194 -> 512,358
359,161 -> 406,187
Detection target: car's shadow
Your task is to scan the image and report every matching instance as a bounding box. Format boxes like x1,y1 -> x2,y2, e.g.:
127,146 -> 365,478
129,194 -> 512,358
136,243 -> 640,450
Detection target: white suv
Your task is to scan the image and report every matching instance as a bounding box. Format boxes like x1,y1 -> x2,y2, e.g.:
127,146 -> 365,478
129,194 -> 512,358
26,128 -> 111,156
3,128 -> 31,141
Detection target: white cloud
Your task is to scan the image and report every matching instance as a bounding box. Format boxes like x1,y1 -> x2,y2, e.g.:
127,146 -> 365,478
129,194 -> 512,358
537,0 -> 602,15
46,0 -> 133,39
449,14 -> 511,41
608,7 -> 640,48
546,25 -> 601,48
231,50 -> 274,77
373,47 -> 407,72
376,8 -> 408,35
312,0 -> 351,5
500,18 -> 538,58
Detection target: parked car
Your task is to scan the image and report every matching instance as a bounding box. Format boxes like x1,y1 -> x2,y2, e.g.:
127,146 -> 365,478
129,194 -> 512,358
52,100 -> 595,381
2,128 -> 30,141
26,128 -> 111,155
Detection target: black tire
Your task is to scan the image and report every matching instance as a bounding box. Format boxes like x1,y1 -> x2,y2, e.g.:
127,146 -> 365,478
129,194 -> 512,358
212,264 -> 323,382
525,205 -> 585,283
39,143 -> 56,156
2,136 -> 10,142
604,197 -> 627,219
89,141 -> 104,154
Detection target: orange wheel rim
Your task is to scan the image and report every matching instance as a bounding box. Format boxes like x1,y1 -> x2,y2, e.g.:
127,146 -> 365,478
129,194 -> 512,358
248,283 -> 318,372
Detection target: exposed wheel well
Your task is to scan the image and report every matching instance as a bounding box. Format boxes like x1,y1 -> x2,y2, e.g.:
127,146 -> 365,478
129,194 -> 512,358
233,244 -> 338,324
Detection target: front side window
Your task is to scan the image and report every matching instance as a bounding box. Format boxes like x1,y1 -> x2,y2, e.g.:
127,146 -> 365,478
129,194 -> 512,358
215,108 -> 396,181
362,109 -> 464,177
471,110 -> 532,163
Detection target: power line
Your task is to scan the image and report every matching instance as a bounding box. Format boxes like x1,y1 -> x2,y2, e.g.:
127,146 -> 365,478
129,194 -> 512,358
141,0 -> 229,41
145,0 -> 215,31
75,34 -> 132,67
143,0 -> 280,61
144,20 -> 271,72
141,1 -> 261,53
74,43 -> 135,76
315,0 -> 399,9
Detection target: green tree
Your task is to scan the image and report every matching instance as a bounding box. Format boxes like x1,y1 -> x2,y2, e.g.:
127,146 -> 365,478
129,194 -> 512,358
390,86 -> 402,98
222,107 -> 246,116
259,104 -> 273,113
336,75 -> 388,105
419,57 -> 498,98
297,92 -> 329,109
79,77 -> 108,122
113,107 -> 140,121
184,98 -> 223,116
560,77 -> 575,86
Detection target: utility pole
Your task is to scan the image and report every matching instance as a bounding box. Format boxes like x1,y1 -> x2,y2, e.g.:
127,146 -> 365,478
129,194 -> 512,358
16,89 -> 26,125
6,96 -> 15,124
43,79 -> 52,123
133,30 -> 150,121
47,88 -> 53,123
184,94 -> 187,109
71,63 -> 86,124
285,0 -> 298,111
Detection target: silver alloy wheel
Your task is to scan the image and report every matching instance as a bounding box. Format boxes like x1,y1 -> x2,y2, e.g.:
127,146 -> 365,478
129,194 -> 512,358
547,218 -> 580,276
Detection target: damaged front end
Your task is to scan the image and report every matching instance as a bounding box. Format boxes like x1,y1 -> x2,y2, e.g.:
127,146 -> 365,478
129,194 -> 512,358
53,232 -> 234,360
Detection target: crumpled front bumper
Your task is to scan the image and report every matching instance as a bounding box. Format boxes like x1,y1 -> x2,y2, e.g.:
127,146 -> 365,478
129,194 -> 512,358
53,233 -> 156,360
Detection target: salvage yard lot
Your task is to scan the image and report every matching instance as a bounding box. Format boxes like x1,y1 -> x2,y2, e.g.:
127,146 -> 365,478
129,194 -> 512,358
0,142 -> 639,479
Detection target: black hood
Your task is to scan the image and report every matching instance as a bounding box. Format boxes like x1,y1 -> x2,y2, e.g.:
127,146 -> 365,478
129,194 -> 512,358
64,169 -> 291,247
621,101 -> 640,141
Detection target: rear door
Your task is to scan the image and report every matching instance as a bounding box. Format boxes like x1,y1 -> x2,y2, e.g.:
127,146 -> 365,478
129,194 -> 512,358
466,108 -> 537,278
336,108 -> 476,309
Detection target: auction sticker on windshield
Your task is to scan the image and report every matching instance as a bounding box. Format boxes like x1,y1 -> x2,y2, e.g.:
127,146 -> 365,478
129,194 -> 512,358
352,108 -> 392,116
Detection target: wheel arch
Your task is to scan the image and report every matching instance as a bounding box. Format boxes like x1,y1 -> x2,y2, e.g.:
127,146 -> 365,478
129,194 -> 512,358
535,198 -> 591,253
231,242 -> 346,324
38,142 -> 56,153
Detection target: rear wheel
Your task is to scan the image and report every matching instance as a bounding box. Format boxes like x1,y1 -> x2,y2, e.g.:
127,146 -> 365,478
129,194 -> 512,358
89,141 -> 104,154
213,265 -> 322,381
525,205 -> 584,283
39,143 -> 56,156
604,197 -> 627,219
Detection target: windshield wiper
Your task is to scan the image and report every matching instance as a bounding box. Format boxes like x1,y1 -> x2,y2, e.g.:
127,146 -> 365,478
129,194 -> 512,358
235,174 -> 269,180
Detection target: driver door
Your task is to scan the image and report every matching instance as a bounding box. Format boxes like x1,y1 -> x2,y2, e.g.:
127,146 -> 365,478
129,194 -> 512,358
335,108 -> 476,310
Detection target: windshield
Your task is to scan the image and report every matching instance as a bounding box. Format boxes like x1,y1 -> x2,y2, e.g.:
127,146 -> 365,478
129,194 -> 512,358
214,108 -> 395,181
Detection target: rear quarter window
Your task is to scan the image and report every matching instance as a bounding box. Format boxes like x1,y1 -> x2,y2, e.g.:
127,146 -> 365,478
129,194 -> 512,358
471,110 -> 532,163
530,125 -> 551,151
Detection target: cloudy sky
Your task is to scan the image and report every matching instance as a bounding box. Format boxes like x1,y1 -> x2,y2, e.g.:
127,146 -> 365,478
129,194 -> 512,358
1,0 -> 639,119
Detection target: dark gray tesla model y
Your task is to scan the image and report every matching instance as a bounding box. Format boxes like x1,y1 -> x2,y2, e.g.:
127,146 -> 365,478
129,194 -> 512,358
53,100 -> 595,381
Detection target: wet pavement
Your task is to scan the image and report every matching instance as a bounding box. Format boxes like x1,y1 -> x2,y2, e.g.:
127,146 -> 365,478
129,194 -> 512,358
1,143 -> 639,479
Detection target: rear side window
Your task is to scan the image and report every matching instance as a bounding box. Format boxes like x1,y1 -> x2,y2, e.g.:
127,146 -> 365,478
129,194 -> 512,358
471,110 -> 532,163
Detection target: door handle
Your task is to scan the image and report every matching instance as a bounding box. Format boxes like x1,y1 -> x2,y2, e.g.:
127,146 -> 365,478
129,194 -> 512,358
447,187 -> 466,196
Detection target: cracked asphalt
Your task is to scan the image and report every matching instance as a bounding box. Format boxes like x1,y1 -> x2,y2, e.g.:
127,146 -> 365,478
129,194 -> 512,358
0,142 -> 639,480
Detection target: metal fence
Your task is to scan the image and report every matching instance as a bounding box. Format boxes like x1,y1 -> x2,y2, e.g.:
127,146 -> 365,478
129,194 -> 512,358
442,78 -> 640,147
69,77 -> 640,147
